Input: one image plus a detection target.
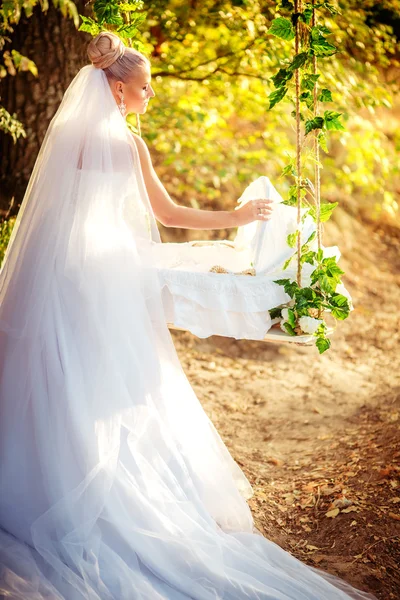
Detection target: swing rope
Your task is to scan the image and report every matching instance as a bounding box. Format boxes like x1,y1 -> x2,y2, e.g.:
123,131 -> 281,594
295,0 -> 322,288
295,0 -> 302,288
312,0 -> 322,253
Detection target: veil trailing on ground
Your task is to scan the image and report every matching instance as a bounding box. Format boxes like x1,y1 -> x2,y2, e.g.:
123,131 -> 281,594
0,65 -> 375,600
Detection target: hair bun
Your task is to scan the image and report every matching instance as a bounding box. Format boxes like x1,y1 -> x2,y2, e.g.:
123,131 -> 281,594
87,32 -> 126,70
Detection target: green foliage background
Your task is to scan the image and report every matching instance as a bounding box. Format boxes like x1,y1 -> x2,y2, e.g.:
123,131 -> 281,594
120,0 -> 400,231
1,0 -> 399,256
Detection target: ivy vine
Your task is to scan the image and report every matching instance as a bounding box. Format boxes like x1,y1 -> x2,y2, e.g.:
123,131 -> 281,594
267,0 -> 352,353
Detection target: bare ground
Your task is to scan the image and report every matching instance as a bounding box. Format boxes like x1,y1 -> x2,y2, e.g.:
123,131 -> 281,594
171,214 -> 400,599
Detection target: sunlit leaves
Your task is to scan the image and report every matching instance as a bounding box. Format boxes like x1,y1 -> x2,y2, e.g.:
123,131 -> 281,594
310,26 -> 337,56
268,85 -> 288,109
291,51 -> 310,70
300,91 -> 314,109
319,88 -> 333,102
79,15 -> 101,36
301,8 -> 313,25
0,216 -> 16,266
269,17 -> 295,41
305,116 -> 324,134
301,73 -> 320,91
316,336 -> 331,353
317,131 -> 328,152
309,201 -> 338,222
282,321 -> 297,335
324,110 -> 345,130
287,231 -> 299,248
311,256 -> 345,294
328,293 -> 350,320
117,13 -> 146,38
273,278 -> 300,298
0,107 -> 26,143
271,68 -> 293,89
93,0 -> 123,25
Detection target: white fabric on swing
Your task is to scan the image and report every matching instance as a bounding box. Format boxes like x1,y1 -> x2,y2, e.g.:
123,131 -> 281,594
156,176 -> 352,340
0,64 -> 370,600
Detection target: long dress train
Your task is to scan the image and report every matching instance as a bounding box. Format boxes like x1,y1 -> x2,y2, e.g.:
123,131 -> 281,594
0,64 -> 374,599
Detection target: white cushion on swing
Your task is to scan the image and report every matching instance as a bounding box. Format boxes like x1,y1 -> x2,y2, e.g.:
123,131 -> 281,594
155,176 -> 352,341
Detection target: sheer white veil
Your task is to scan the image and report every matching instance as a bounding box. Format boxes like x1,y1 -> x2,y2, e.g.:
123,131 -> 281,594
0,63 -> 260,599
0,64 -> 162,340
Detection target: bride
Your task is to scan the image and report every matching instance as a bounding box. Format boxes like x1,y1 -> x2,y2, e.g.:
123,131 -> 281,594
0,32 -> 374,600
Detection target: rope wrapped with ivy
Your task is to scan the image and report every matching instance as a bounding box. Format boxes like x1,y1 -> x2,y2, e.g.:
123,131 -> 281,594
268,0 -> 351,354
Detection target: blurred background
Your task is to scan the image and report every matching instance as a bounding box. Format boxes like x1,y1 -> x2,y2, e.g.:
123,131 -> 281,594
1,0 -> 399,246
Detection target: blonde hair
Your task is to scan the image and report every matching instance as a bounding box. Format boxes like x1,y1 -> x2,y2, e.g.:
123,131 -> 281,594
87,32 -> 149,81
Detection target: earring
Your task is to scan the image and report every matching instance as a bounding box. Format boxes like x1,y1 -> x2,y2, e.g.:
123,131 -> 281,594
118,93 -> 127,117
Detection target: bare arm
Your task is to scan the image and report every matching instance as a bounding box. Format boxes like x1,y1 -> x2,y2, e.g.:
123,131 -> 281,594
132,133 -> 273,229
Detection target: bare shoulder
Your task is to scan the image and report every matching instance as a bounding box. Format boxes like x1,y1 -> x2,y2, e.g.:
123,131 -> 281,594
129,132 -> 152,172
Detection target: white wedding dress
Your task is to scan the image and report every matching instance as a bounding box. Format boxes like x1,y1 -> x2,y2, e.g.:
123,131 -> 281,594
0,65 -> 372,600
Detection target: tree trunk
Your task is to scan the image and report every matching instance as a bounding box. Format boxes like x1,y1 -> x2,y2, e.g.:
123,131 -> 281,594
0,2 -> 91,214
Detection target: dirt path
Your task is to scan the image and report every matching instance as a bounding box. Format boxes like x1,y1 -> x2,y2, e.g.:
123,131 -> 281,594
171,216 -> 400,599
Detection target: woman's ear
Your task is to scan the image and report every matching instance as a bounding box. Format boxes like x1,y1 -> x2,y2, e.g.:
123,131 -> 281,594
113,80 -> 124,97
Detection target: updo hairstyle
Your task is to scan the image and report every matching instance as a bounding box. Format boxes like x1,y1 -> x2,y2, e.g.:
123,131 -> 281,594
87,31 -> 149,82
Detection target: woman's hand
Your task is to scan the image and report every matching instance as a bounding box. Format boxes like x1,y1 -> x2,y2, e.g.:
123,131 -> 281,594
232,199 -> 275,227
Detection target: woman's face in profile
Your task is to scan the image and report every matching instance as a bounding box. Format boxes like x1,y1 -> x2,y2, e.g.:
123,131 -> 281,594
114,64 -> 155,116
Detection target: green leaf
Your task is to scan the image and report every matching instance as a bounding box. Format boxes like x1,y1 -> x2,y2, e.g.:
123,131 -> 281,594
304,230 -> 317,246
324,110 -> 345,131
274,278 -> 292,287
301,250 -> 317,265
298,8 -> 313,24
305,116 -> 324,135
287,308 -> 297,328
301,74 -> 320,92
287,231 -> 299,248
291,110 -> 305,121
117,17 -> 146,37
318,88 -> 333,102
290,52 -> 309,70
269,306 -> 282,319
309,202 -> 338,223
317,131 -> 328,153
310,257 -> 344,294
283,321 -> 297,336
300,91 -> 314,109
316,336 -> 331,353
119,1 -> 144,10
322,3 -> 340,16
268,86 -> 288,110
269,17 -> 295,41
310,27 -> 337,57
274,278 -> 299,297
271,68 -> 293,89
94,0 -> 123,24
323,256 -> 344,274
78,15 -> 101,35
328,293 -> 350,320
282,197 -> 297,207
320,201 -> 338,222
281,162 -> 296,177
283,255 -> 294,270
